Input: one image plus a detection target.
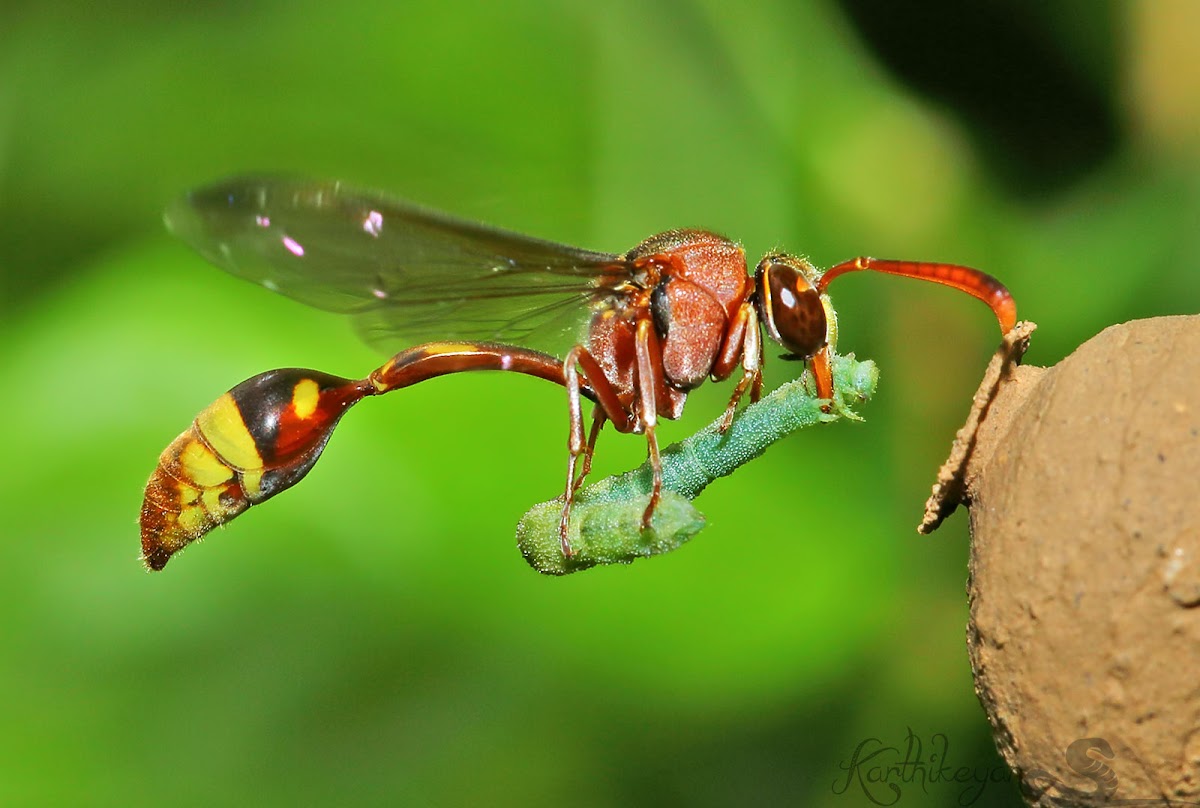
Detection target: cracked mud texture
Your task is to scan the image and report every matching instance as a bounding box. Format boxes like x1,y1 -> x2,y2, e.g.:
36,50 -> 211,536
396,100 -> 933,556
960,316 -> 1200,806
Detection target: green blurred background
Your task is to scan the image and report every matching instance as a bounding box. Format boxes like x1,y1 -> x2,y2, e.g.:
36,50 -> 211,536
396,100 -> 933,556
2,1 -> 1198,805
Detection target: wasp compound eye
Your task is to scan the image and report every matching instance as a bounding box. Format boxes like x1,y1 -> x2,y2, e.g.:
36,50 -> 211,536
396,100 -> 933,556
755,256 -> 827,360
140,368 -> 369,570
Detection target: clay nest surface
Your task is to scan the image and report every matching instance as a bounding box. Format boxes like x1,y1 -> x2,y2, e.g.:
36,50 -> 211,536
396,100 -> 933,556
923,315 -> 1200,807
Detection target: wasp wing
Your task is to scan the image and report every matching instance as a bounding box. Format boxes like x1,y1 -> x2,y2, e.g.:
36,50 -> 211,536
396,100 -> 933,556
165,176 -> 627,357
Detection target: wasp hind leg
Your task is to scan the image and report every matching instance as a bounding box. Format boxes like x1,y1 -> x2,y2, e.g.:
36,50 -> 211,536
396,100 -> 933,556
560,346 -> 636,558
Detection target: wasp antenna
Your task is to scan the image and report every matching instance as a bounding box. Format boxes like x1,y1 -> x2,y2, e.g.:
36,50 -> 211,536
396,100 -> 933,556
818,257 -> 1017,334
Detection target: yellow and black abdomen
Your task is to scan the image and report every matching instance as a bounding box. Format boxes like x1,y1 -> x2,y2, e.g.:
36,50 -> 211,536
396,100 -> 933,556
140,369 -> 370,571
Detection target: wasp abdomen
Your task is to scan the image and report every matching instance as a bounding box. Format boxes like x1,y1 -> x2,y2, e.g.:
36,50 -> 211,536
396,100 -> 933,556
140,369 -> 369,571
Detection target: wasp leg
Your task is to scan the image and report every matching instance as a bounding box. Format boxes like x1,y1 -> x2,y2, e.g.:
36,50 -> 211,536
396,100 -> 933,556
809,345 -> 835,412
368,340 -> 634,559
572,408 -> 608,494
633,315 -> 667,533
561,347 -> 636,558
711,303 -> 762,433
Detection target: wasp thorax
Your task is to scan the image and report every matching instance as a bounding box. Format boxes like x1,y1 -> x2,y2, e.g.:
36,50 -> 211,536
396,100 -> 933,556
754,255 -> 828,359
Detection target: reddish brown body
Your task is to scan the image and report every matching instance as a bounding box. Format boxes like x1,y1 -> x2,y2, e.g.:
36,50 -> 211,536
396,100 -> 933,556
140,176 -> 1018,570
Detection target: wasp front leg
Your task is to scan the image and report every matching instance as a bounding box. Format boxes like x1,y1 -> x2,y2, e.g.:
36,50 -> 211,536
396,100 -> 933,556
809,346 -> 835,408
710,302 -> 763,433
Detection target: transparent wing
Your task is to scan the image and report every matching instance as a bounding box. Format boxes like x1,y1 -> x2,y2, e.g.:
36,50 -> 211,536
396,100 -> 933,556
165,176 -> 629,356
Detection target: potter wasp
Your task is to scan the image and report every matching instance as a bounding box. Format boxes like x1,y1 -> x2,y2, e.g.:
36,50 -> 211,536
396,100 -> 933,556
141,176 -> 1017,571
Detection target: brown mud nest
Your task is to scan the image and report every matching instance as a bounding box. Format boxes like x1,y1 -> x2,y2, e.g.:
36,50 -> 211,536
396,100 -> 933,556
923,315 -> 1200,807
